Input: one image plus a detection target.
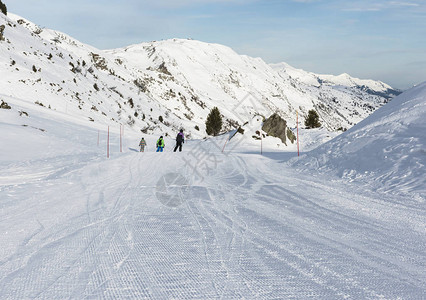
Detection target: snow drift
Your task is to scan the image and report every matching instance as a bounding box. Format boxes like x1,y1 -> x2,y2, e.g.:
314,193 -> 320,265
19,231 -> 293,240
292,82 -> 426,200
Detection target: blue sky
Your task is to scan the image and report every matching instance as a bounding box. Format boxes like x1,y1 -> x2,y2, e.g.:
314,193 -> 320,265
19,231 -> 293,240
7,0 -> 426,89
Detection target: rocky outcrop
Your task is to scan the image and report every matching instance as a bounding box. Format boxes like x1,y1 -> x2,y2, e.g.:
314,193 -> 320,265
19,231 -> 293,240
262,113 -> 287,145
0,25 -> 5,41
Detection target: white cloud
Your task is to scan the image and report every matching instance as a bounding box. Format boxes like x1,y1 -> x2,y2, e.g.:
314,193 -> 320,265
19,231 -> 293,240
389,1 -> 420,7
341,0 -> 423,12
291,0 -> 319,2
343,7 -> 381,12
141,0 -> 252,7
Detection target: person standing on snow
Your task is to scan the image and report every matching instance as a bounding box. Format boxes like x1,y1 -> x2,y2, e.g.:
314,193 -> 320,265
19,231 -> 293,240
139,137 -> 147,152
174,129 -> 185,152
156,136 -> 165,152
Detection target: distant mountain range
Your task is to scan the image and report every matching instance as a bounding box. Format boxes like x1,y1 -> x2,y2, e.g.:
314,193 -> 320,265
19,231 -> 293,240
0,12 -> 401,140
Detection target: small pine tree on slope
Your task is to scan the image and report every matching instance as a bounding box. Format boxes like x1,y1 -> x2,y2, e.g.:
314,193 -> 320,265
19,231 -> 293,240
304,109 -> 321,129
0,1 -> 7,15
205,107 -> 223,136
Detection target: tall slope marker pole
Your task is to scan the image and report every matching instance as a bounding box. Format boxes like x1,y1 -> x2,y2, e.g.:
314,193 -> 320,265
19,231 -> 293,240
120,125 -> 123,153
107,126 -> 110,158
297,111 -> 300,157
260,120 -> 264,155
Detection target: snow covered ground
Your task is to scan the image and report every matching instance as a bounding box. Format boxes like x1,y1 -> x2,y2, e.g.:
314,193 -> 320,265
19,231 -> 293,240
291,82 -> 426,200
1,84 -> 425,299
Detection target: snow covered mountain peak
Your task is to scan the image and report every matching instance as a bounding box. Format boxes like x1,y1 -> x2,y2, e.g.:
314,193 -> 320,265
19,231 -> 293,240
1,12 -> 400,143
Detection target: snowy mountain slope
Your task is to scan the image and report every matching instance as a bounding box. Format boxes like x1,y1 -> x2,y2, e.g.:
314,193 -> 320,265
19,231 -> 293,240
1,12 -> 400,146
1,13 -> 187,138
108,39 -> 400,132
271,62 -> 398,99
0,88 -> 424,298
291,82 -> 426,200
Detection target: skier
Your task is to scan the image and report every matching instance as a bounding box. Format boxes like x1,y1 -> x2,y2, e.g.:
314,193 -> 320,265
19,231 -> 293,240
174,129 -> 185,152
139,137 -> 147,152
156,136 -> 165,152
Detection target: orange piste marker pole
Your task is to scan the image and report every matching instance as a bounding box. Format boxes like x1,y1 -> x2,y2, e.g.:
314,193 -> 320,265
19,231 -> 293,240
297,111 -> 300,157
120,125 -> 122,153
107,126 -> 110,158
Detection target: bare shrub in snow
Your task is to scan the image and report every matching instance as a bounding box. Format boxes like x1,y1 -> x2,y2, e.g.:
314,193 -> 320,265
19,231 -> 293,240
1,100 -> 11,109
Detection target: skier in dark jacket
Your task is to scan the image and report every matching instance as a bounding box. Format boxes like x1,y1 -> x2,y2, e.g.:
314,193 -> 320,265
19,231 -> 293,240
174,129 -> 185,152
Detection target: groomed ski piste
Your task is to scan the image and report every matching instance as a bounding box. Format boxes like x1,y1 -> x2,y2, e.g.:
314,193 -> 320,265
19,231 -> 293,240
1,84 -> 425,299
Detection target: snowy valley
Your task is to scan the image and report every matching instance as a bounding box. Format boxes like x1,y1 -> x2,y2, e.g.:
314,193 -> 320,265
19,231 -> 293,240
1,11 -> 425,300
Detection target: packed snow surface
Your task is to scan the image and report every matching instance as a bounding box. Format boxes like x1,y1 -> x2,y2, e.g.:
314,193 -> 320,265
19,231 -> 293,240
0,88 -> 425,299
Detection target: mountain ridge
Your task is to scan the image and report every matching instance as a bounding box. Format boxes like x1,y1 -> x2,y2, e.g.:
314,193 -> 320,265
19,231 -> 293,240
1,12 -> 401,143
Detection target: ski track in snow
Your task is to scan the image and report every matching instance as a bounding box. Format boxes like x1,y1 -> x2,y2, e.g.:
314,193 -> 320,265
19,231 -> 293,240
0,147 -> 425,299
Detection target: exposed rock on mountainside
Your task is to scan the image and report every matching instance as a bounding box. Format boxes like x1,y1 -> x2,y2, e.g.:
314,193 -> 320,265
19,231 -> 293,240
0,24 -> 5,41
262,113 -> 288,145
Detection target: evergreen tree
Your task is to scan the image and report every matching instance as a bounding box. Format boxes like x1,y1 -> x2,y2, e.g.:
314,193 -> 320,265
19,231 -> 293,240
0,1 -> 7,15
205,107 -> 222,136
304,109 -> 321,129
